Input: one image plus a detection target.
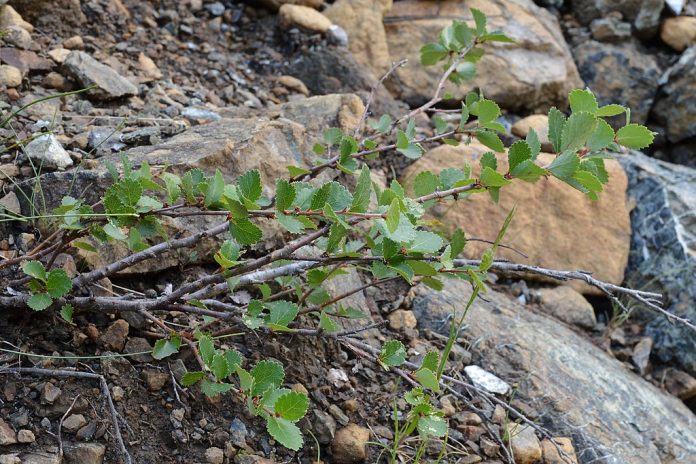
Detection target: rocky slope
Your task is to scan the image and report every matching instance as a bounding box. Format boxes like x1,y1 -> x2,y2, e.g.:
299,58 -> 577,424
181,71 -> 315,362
1,0 -> 696,463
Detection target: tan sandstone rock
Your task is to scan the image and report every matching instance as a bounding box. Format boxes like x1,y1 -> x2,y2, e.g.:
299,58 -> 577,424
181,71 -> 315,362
540,437 -> 578,464
400,143 -> 631,294
0,5 -> 33,33
507,423 -> 542,464
279,4 -> 332,33
324,0 -> 393,76
383,0 -> 582,111
331,423 -> 370,463
660,16 -> 696,51
537,285 -> 597,329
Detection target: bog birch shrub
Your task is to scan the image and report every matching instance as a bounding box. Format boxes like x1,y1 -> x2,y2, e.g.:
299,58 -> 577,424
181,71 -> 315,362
9,10 -> 655,452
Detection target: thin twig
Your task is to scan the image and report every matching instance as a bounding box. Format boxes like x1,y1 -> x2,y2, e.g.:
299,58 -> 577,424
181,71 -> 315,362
58,395 -> 80,459
353,59 -> 408,139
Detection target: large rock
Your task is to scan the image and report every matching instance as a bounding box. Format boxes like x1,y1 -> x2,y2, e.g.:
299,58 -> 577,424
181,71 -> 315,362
24,134 -> 73,170
62,51 -> 137,100
324,0 -> 392,76
620,151 -> 696,376
570,0 -> 664,29
573,40 -> 660,124
400,143 -> 631,294
409,279 -> 696,463
652,46 -> 696,144
285,46 -> 406,118
660,16 -> 696,51
383,0 -> 583,111
16,95 -> 364,274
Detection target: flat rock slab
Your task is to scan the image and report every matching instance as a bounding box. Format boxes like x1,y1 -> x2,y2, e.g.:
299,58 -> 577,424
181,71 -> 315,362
621,151 -> 696,376
0,47 -> 52,72
63,50 -> 137,100
409,279 -> 696,463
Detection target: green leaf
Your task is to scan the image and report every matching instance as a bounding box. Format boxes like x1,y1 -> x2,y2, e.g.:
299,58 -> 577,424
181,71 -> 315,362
153,335 -> 182,360
561,112 -> 597,152
22,261 -> 46,281
409,231 -> 443,254
71,241 -> 97,252
211,354 -> 231,381
274,391 -> 309,422
204,170 -> 225,207
288,166 -> 310,177
326,223 -> 347,253
201,380 -> 234,398
275,179 -> 296,212
46,269 -> 71,298
224,350 -> 242,372
422,276 -> 444,290
350,165 -> 371,213
422,351 -> 439,372
276,213 -> 306,234
480,167 -> 511,188
310,181 -> 353,211
526,128 -> 541,159
324,127 -> 343,145
198,335 -> 216,366
319,311 -> 340,332
476,99 -> 500,125
397,142 -> 423,159
480,152 -> 497,171
507,140 -> 532,172
548,151 -> 580,180
596,104 -> 626,117
415,368 -> 440,392
60,304 -> 74,323
510,160 -> 547,182
103,222 -> 127,241
266,300 -> 300,328
369,114 -> 392,134
380,340 -> 407,367
181,371 -> 205,387
417,415 -> 448,438
460,102 -> 470,129
573,170 -> 603,194
406,260 -> 438,276
587,118 -> 615,152
480,31 -> 514,43
439,168 -> 466,190
420,42 -> 449,66
27,293 -> 52,311
471,8 -> 487,35
568,89 -> 598,114
616,124 -> 655,149
386,198 -> 401,233
450,229 -> 466,258
413,171 -> 439,197
266,416 -> 303,451
229,218 -> 262,245
238,169 -> 262,202
251,360 -> 284,396
475,130 -> 505,152
433,115 -> 448,134
547,107 -> 565,153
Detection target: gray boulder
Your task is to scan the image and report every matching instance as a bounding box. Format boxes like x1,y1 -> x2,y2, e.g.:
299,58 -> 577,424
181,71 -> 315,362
620,151 -> 696,376
63,51 -> 137,100
573,40 -> 661,124
409,279 -> 696,463
652,46 -> 696,144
